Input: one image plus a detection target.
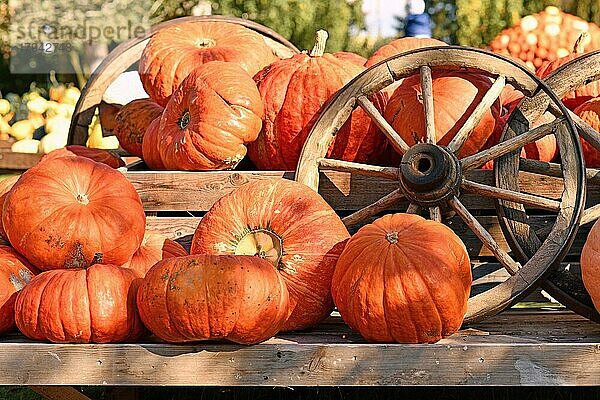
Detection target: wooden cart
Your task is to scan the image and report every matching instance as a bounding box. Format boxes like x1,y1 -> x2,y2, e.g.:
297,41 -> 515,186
5,15 -> 600,399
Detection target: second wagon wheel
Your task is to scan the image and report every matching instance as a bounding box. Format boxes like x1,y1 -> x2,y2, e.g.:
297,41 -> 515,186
295,46 -> 585,324
497,50 -> 600,321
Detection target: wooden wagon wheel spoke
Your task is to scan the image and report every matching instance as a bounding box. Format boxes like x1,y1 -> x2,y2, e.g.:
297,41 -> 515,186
342,189 -> 405,227
356,95 -> 410,154
318,158 -> 400,180
429,206 -> 442,222
461,179 -> 561,212
581,205 -> 600,226
460,117 -> 564,171
447,75 -> 506,153
419,66 -> 437,144
448,197 -> 521,274
407,203 -> 420,214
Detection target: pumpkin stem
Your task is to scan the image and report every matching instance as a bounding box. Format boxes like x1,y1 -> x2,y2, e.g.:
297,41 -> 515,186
386,232 -> 399,244
309,30 -> 329,57
195,38 -> 216,48
235,228 -> 283,269
76,193 -> 89,205
179,110 -> 190,130
573,32 -> 589,54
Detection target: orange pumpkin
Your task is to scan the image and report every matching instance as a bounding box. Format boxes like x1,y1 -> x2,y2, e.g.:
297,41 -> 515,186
365,37 -> 447,67
139,21 -> 278,106
137,255 -> 290,344
574,98 -> 600,167
14,263 -> 144,343
121,231 -> 188,278
331,214 -> 471,343
582,220 -> 600,312
536,33 -> 600,110
191,178 -> 349,331
333,51 -> 367,66
384,70 -> 502,158
141,117 -> 165,170
3,156 -> 145,270
114,99 -> 164,157
0,245 -> 36,334
41,146 -> 125,169
0,176 -> 19,241
248,31 -> 388,170
158,61 -> 263,170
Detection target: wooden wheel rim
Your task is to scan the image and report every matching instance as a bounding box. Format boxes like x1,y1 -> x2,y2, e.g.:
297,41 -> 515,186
295,46 -> 585,324
497,50 -> 600,322
67,15 -> 300,146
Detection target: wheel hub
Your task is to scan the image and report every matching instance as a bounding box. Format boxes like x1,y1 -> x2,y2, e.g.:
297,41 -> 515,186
399,143 -> 461,207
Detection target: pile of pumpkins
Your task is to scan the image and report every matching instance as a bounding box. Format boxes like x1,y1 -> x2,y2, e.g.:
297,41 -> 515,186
109,18 -> 600,174
489,6 -> 600,70
0,148 -> 471,344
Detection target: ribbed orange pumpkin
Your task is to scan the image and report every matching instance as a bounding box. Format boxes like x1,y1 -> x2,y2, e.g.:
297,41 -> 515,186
489,6 -> 600,71
248,31 -> 388,170
3,156 -> 145,270
536,33 -> 600,110
0,245 -> 36,334
14,263 -> 144,343
331,214 -> 472,343
333,51 -> 367,66
384,70 -> 502,158
141,117 -> 165,170
191,178 -> 349,331
137,255 -> 290,344
139,21 -> 278,106
158,61 -> 263,170
41,146 -> 125,169
0,176 -> 19,241
574,98 -> 600,167
581,219 -> 600,312
365,37 -> 447,67
121,231 -> 188,278
114,99 -> 164,157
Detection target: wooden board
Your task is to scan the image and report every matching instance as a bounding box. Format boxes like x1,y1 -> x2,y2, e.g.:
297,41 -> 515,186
0,151 -> 42,171
129,169 -> 578,212
0,310 -> 597,386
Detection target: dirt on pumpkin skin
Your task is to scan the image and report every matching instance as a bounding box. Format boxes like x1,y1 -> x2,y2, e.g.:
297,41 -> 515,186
63,242 -> 89,269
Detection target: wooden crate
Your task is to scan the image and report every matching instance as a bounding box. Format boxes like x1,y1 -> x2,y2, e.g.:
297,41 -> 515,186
1,166 -> 598,398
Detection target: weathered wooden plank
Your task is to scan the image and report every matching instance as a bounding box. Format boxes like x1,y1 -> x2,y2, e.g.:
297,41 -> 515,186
129,169 -> 577,212
0,152 -> 42,170
0,311 -> 597,386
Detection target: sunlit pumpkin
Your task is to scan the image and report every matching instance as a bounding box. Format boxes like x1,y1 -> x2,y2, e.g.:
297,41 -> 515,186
137,255 -> 289,344
332,213 -> 471,343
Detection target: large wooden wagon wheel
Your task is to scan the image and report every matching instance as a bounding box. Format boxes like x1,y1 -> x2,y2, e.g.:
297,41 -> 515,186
497,50 -> 600,321
67,16 -> 299,147
295,46 -> 585,324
